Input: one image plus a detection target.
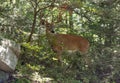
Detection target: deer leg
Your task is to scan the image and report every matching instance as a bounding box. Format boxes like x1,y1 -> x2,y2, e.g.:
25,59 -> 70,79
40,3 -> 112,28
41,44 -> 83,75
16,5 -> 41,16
51,45 -> 62,60
56,52 -> 62,63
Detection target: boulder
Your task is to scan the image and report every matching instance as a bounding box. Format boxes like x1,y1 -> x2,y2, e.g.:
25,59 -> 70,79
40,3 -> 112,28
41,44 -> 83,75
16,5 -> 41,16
0,70 -> 9,83
0,38 -> 20,72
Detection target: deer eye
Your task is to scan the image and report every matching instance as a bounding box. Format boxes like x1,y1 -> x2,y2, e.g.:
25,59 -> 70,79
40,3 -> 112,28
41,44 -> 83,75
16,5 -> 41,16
51,30 -> 55,33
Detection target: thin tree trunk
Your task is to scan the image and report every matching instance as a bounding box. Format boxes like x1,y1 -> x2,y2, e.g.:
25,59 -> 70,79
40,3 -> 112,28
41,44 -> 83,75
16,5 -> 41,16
69,11 -> 73,34
69,11 -> 73,28
27,9 -> 37,43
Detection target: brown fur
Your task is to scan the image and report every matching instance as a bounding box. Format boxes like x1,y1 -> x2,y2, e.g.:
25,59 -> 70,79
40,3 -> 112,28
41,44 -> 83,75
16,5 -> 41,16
46,26 -> 89,62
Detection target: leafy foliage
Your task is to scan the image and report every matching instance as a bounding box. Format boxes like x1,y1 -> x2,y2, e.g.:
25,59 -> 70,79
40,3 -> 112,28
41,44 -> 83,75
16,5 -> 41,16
0,0 -> 120,83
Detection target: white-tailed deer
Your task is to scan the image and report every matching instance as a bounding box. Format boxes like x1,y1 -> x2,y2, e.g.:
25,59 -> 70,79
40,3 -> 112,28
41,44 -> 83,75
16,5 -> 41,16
42,20 -> 89,63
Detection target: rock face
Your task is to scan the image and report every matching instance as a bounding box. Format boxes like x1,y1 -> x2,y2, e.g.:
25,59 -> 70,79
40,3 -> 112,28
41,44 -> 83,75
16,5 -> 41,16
0,38 -> 20,72
0,70 -> 9,83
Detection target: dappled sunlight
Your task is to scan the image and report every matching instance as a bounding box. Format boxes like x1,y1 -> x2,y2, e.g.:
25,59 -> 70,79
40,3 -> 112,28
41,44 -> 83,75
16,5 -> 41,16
30,72 -> 53,83
12,71 -> 54,83
0,0 -> 120,82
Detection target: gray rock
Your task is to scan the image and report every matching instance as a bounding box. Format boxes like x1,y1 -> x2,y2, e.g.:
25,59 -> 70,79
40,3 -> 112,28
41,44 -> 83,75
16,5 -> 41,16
0,38 -> 20,72
0,70 -> 9,83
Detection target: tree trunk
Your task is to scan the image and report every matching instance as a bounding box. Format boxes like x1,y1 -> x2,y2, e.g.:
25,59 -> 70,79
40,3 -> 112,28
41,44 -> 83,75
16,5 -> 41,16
27,9 -> 37,43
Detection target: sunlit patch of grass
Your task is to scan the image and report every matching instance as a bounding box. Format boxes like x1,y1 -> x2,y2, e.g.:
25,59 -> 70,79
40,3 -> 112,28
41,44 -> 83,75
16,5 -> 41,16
30,72 -> 54,83
15,63 -> 54,83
